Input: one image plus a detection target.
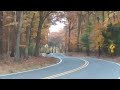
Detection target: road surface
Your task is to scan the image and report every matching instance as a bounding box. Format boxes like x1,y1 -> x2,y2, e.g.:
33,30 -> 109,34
0,53 -> 120,79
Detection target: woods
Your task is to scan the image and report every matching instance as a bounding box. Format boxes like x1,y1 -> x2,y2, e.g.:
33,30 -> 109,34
0,11 -> 120,62
0,11 -> 53,61
64,11 -> 120,57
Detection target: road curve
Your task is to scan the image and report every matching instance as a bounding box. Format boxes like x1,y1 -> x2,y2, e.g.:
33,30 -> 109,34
0,53 -> 120,79
0,53 -> 86,79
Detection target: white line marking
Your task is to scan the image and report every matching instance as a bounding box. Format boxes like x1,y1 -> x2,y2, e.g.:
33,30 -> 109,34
85,57 -> 120,66
0,54 -> 62,77
42,58 -> 89,79
84,57 -> 120,79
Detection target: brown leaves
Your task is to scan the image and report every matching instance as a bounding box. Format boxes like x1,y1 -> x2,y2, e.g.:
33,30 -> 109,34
0,56 -> 57,74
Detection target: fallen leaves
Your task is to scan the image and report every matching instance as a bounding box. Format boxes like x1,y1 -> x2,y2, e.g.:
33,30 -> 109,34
0,56 -> 57,74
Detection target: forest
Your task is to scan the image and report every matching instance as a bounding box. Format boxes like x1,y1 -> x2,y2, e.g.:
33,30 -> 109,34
0,11 -> 120,62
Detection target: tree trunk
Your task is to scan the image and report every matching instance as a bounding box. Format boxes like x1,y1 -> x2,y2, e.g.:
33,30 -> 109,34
68,30 -> 70,52
10,12 -> 17,57
15,11 -> 23,61
52,47 -> 53,53
68,22 -> 71,52
65,28 -> 67,54
98,45 -> 101,57
34,11 -> 52,56
29,13 -> 35,48
107,11 -> 110,22
86,48 -> 90,56
34,20 -> 43,56
0,11 -> 3,56
113,13 -> 116,22
87,11 -> 90,56
25,25 -> 30,58
102,11 -> 105,23
77,13 -> 82,52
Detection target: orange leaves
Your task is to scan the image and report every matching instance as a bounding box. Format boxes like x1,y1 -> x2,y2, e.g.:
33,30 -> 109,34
41,28 -> 48,46
91,12 -> 120,51
70,31 -> 77,51
90,23 -> 105,50
20,33 -> 26,46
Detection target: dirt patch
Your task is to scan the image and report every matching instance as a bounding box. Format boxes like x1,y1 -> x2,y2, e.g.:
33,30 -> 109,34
0,56 -> 58,74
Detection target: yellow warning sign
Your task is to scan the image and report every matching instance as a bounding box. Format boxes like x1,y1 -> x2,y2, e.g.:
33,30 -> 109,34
109,43 -> 115,53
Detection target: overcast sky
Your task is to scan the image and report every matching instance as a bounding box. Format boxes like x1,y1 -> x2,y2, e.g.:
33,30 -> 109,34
49,21 -> 66,33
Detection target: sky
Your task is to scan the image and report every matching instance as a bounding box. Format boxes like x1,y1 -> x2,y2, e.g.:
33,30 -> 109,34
49,21 -> 66,32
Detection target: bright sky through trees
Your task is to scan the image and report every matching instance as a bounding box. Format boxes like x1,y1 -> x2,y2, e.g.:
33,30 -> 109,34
49,21 -> 66,32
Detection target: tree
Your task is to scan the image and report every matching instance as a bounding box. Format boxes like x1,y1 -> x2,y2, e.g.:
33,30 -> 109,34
34,11 -> 52,56
0,11 -> 3,57
48,31 -> 64,53
85,11 -> 91,56
65,11 -> 76,52
76,11 -> 84,52
25,25 -> 30,58
81,33 -> 90,55
102,23 -> 120,55
25,13 -> 36,58
29,13 -> 35,48
15,11 -> 23,61
102,11 -> 105,23
10,11 -> 17,57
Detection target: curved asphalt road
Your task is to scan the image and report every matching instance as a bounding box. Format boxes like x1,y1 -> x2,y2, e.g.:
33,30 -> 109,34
0,53 -> 120,79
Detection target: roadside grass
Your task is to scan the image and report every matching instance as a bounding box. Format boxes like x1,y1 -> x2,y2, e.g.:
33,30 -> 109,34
0,56 -> 58,74
66,52 -> 120,63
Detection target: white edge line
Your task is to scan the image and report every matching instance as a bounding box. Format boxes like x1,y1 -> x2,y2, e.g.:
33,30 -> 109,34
83,56 -> 120,79
42,58 -> 89,79
0,54 -> 62,77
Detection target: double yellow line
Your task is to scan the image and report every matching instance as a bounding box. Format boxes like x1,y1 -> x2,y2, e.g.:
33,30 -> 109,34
42,58 -> 89,79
